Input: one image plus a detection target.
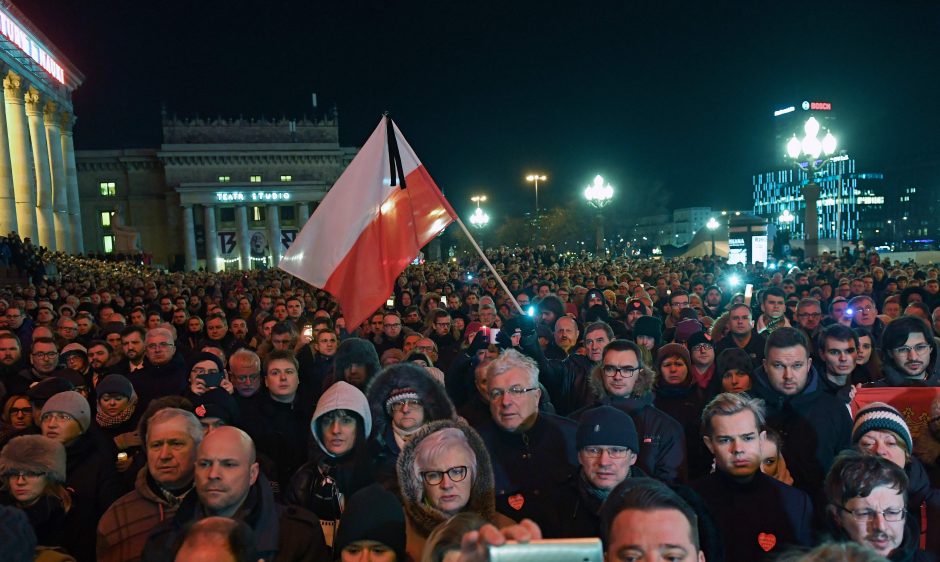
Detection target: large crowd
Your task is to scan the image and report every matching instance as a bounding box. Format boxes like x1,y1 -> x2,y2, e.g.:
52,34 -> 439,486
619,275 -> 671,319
0,240 -> 938,562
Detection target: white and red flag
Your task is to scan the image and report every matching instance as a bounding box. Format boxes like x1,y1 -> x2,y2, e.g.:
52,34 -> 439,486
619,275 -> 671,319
279,116 -> 457,329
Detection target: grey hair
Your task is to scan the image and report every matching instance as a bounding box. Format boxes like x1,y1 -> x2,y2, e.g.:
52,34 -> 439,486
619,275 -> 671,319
413,427 -> 477,494
146,407 -> 204,447
485,348 -> 538,387
230,349 -> 261,372
146,326 -> 174,343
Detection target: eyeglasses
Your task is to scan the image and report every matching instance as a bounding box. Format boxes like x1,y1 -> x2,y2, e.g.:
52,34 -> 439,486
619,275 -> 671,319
840,505 -> 906,522
892,343 -> 931,356
146,342 -> 175,350
31,351 -> 58,359
4,313 -> 20,319
390,399 -> 423,412
691,344 -> 713,352
191,368 -> 221,376
415,345 -> 435,353
420,466 -> 469,485
41,412 -> 74,423
2,470 -> 46,480
582,446 -> 631,459
488,385 -> 539,401
233,374 -> 260,383
855,305 -> 876,313
8,407 -> 31,416
603,364 -> 640,378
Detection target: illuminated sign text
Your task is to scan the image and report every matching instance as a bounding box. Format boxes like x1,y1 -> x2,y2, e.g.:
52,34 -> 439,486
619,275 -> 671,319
216,191 -> 292,202
809,101 -> 831,111
774,106 -> 795,117
0,8 -> 65,84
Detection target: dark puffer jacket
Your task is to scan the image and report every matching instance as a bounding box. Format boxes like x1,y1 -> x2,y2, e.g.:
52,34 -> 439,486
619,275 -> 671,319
365,364 -> 456,488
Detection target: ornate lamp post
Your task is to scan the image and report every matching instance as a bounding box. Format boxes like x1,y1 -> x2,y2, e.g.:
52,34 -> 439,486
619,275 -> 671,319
786,116 -> 837,260
584,174 -> 614,254
469,195 -> 489,232
706,217 -> 719,256
525,174 -> 547,238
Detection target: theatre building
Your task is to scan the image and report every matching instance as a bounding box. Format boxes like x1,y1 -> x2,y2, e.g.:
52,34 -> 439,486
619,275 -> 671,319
0,3 -> 84,253
75,112 -> 357,271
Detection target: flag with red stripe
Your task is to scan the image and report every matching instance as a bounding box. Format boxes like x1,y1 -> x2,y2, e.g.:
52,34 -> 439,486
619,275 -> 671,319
279,116 -> 457,329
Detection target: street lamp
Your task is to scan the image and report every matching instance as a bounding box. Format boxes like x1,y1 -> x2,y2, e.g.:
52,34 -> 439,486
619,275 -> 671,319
469,195 -> 489,229
706,217 -> 719,256
786,116 -> 838,260
584,174 -> 614,254
525,174 -> 547,235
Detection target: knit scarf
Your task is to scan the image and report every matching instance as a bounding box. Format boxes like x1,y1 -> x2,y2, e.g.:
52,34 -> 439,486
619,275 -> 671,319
391,423 -> 423,450
95,397 -> 137,428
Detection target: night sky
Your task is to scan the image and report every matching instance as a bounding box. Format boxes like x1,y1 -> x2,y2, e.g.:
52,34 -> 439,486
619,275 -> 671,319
21,1 -> 940,223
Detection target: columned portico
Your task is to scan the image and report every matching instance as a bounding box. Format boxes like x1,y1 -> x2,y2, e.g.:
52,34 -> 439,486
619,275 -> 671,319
25,87 -> 55,250
204,205 -> 219,272
60,113 -> 82,254
267,203 -> 281,266
235,204 -> 250,270
0,70 -> 17,235
182,204 -> 196,271
44,101 -> 69,252
297,202 -> 310,227
4,71 -> 37,243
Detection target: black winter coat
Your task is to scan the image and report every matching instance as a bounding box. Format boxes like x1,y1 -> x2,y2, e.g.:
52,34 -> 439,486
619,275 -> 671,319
240,393 -> 313,494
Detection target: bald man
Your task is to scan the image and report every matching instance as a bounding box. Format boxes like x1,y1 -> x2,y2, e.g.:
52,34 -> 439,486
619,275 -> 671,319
144,426 -> 327,562
174,517 -> 256,562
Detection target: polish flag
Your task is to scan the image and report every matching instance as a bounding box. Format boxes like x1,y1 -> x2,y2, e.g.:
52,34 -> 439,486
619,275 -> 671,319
279,117 -> 457,329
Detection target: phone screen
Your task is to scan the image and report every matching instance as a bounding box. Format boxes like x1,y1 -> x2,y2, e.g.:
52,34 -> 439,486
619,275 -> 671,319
199,372 -> 225,388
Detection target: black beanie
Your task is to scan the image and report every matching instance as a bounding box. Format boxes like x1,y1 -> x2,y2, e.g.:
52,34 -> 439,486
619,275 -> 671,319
333,484 -> 406,561
716,348 -> 754,375
576,406 -> 639,453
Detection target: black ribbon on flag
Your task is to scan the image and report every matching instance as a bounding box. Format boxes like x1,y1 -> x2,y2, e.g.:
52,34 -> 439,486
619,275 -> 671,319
385,113 -> 407,190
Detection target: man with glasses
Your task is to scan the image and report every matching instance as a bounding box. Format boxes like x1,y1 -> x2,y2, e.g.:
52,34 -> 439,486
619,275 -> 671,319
475,349 -> 577,537
557,406 -> 641,537
428,309 -> 459,371
691,392 -> 813,561
825,451 -> 924,559
874,315 -> 940,387
1,306 -> 33,352
11,337 -> 61,394
134,327 -> 187,411
849,295 -> 886,347
229,349 -> 263,403
794,298 -> 823,354
376,312 -> 405,355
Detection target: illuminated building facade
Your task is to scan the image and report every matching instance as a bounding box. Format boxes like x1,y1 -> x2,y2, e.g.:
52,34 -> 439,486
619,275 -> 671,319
76,113 -> 356,271
0,3 -> 84,252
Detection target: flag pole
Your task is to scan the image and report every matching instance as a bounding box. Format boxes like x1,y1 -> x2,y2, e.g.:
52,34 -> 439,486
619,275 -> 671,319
451,215 -> 525,316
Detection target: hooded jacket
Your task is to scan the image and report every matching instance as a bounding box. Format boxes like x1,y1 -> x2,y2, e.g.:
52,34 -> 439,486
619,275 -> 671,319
396,419 -> 513,561
285,381 -> 375,543
748,363 -> 852,520
326,338 -> 381,391
365,364 -> 456,488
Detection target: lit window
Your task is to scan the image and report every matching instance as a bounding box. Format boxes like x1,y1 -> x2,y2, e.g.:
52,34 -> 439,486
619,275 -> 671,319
99,182 -> 116,196
218,176 -> 231,183
103,236 -> 114,253
100,211 -> 112,227
280,175 -> 292,182
250,175 -> 262,183
253,206 -> 263,221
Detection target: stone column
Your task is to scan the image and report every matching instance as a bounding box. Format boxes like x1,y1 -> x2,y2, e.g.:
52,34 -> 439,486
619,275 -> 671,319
0,71 -> 17,235
267,204 -> 281,266
235,204 -> 250,270
182,204 -> 197,271
4,71 -> 36,242
296,201 -> 310,227
59,112 -> 82,254
24,88 -> 54,250
204,205 -> 219,272
44,101 -> 69,252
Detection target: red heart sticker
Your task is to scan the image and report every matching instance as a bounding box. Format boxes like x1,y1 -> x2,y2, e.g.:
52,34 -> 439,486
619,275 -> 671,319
757,533 -> 776,552
508,494 -> 525,511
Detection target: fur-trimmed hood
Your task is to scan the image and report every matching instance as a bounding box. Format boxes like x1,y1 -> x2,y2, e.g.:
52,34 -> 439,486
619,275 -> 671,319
395,419 -> 497,537
333,337 -> 381,389
588,361 -> 656,401
311,381 -> 372,456
366,363 -> 456,442
0,435 -> 67,483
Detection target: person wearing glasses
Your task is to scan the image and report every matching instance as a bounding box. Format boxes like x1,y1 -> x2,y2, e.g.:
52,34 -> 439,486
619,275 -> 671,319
134,327 -> 188,412
474,349 -> 577,538
573,339 -> 685,484
397,419 -> 513,561
40,390 -> 123,561
0,434 -> 69,548
852,402 -> 940,554
691,392 -> 813,561
824,451 -> 931,561
556,406 -> 642,537
873,316 -> 940,387
848,295 -> 887,348
1,306 -> 33,352
366,363 -> 456,489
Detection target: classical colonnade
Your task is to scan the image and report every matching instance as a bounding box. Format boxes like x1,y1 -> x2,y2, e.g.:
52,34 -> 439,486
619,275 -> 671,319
0,69 -> 83,253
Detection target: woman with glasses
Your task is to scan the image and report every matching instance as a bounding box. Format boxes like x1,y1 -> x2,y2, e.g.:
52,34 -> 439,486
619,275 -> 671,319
0,435 -> 70,548
366,363 -> 456,489
852,402 -> 940,555
397,420 -> 513,561
286,381 -> 376,551
0,394 -> 34,444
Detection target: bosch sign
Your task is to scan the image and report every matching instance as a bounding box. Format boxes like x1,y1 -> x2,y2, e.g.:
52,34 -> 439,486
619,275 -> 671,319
802,100 -> 832,111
